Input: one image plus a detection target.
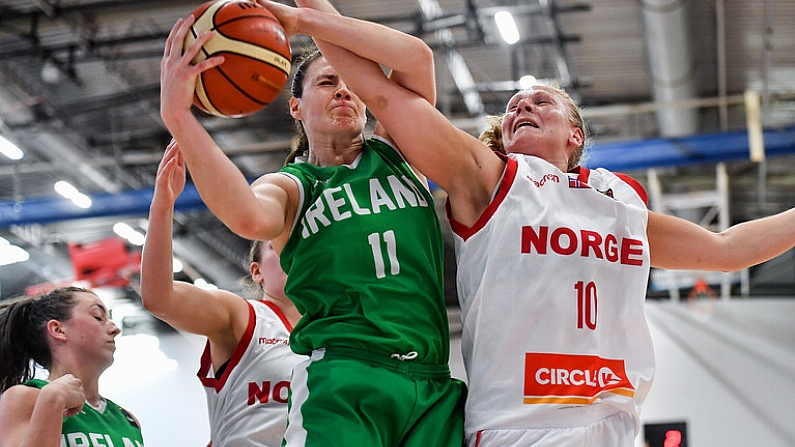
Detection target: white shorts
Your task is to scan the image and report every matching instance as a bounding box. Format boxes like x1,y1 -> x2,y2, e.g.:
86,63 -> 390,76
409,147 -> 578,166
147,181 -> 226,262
468,411 -> 636,447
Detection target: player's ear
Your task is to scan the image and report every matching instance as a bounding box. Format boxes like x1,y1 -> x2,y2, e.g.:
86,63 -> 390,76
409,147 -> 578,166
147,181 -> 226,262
47,319 -> 67,343
250,261 -> 263,284
289,97 -> 302,120
568,126 -> 584,149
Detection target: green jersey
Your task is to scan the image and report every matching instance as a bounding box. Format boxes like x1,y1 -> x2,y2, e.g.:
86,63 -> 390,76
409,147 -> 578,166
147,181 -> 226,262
279,137 -> 449,364
25,379 -> 144,447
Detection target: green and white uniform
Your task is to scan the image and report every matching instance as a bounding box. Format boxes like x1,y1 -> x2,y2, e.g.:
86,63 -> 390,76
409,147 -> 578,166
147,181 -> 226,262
279,137 -> 465,446
25,378 -> 144,447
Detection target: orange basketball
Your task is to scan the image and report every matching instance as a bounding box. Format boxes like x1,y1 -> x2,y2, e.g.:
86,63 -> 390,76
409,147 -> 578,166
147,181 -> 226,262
183,0 -> 291,118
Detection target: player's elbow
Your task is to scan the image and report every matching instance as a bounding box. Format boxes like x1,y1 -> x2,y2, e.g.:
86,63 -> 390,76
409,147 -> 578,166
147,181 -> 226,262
414,40 -> 434,72
229,213 -> 281,242
140,291 -> 169,319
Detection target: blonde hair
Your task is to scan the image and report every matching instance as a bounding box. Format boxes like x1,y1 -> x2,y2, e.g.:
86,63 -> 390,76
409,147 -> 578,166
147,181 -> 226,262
240,240 -> 264,298
478,80 -> 588,171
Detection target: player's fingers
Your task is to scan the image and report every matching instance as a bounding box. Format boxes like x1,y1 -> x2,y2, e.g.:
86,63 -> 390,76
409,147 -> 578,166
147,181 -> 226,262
64,401 -> 85,418
163,18 -> 182,59
180,30 -> 220,74
194,53 -> 225,74
257,1 -> 298,36
158,141 -> 178,173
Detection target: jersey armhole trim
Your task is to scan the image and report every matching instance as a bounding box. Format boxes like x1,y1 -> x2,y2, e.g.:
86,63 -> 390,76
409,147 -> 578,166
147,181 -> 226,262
277,171 -> 307,237
448,153 -> 516,241
197,300 -> 257,392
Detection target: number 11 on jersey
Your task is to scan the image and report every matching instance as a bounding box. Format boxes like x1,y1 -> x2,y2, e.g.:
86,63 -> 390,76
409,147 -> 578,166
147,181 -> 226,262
368,231 -> 400,279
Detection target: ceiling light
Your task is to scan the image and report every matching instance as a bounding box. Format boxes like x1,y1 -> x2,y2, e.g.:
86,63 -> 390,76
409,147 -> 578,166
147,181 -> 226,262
172,257 -> 183,273
54,180 -> 92,209
113,222 -> 145,246
41,60 -> 61,84
495,11 -> 520,44
519,75 -> 538,89
0,134 -> 24,160
0,237 -> 30,266
194,278 -> 218,290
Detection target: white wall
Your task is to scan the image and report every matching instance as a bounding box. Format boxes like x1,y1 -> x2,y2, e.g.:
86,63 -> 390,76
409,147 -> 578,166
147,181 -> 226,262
101,330 -> 210,447
639,298 -> 795,447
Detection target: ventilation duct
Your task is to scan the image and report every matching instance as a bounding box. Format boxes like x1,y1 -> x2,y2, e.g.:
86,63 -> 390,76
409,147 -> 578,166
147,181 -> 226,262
641,0 -> 699,137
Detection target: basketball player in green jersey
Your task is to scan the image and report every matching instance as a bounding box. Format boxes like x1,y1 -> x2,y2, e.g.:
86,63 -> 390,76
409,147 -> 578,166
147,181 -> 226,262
0,287 -> 144,447
160,1 -> 465,445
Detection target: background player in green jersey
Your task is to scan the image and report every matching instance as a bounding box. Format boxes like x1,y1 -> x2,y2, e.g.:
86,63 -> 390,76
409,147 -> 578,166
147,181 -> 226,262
0,287 -> 143,447
159,0 -> 465,445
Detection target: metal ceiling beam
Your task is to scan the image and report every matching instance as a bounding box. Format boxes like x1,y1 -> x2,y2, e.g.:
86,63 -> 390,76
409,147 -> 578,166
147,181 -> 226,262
0,32 -> 169,60
366,3 -> 591,29
416,0 -> 484,116
0,138 -> 294,176
425,33 -> 581,51
0,0 -> 198,22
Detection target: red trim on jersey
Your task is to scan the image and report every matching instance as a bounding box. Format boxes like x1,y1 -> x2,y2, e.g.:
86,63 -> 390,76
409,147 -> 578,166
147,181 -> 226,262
197,301 -> 257,392
570,165 -> 590,184
614,172 -> 648,207
447,153 -> 518,241
261,300 -> 294,332
571,166 -> 649,207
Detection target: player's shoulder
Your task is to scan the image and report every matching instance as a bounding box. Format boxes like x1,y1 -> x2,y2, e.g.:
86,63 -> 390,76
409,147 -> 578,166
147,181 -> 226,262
611,171 -> 648,206
577,166 -> 648,207
0,383 -> 39,413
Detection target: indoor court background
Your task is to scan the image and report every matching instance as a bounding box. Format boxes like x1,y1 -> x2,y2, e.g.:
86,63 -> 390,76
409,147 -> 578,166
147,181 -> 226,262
2,1 -> 794,446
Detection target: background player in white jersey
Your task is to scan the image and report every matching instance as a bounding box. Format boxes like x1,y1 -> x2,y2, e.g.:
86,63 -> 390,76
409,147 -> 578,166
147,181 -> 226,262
0,287 -> 144,447
140,140 -> 303,447
259,4 -> 795,446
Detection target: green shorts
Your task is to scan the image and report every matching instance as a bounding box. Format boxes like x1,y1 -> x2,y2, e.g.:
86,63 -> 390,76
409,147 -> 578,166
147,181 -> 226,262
283,347 -> 466,447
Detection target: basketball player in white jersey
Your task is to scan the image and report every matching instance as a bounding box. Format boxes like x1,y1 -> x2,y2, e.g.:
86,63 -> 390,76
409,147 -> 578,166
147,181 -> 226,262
258,4 -> 795,446
141,141 -> 304,447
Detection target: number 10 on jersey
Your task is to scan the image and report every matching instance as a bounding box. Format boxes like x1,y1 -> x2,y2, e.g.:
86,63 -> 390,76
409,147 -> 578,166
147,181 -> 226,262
368,231 -> 400,279
575,281 -> 597,330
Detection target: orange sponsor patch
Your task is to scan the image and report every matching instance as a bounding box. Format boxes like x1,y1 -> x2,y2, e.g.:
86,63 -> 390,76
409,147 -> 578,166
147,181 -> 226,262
523,353 -> 634,405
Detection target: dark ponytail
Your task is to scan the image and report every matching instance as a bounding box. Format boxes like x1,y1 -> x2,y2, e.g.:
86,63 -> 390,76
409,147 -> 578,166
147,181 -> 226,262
0,287 -> 88,392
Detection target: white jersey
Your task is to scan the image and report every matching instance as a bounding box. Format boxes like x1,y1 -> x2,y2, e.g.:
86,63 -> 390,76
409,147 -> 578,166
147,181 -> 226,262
198,300 -> 306,447
450,154 -> 653,440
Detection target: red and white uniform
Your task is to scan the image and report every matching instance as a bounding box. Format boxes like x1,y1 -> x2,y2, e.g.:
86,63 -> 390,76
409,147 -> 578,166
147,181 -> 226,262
198,300 -> 306,447
449,154 -> 653,446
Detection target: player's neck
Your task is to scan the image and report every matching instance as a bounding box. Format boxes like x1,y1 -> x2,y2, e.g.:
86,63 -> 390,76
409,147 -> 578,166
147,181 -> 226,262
308,133 -> 364,167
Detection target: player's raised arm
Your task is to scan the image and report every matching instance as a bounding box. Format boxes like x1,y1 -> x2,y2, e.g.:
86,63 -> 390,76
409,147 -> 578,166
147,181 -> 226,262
160,15 -> 294,242
140,141 -> 248,337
